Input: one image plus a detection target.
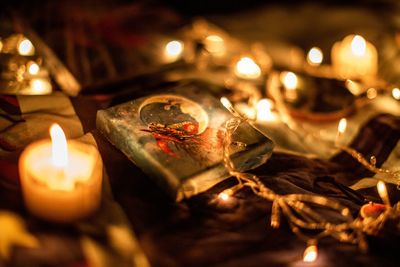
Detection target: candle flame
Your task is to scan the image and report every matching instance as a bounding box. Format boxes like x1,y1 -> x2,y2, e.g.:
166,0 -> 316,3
234,57 -> 261,79
50,124 -> 68,168
18,38 -> 35,56
377,181 -> 391,206
351,35 -> 366,56
392,88 -> 400,100
281,71 -> 298,91
307,47 -> 323,66
303,245 -> 318,262
338,118 -> 347,134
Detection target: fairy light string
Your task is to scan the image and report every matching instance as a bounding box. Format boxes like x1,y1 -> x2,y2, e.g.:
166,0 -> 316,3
220,97 -> 400,261
178,20 -> 400,261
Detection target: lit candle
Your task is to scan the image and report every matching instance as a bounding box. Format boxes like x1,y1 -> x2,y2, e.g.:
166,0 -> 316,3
331,35 -> 378,80
19,124 -> 103,222
234,56 -> 261,80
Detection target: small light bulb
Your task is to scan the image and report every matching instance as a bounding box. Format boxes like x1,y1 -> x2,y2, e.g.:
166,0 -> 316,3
18,38 -> 35,56
307,47 -> 323,66
30,79 -> 52,94
303,245 -> 318,262
366,88 -> 377,99
234,57 -> 261,79
351,35 -> 366,56
338,118 -> 347,134
220,97 -> 233,110
28,62 -> 40,75
218,192 -> 230,201
256,98 -> 276,122
392,88 -> 400,100
164,40 -> 184,62
377,181 -> 391,207
204,35 -> 225,56
281,71 -> 298,91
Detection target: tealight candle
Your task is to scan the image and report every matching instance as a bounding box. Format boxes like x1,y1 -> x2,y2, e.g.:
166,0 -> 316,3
331,35 -> 378,80
19,124 -> 103,222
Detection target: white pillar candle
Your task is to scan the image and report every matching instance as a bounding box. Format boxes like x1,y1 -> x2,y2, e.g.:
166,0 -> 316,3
19,124 -> 103,222
331,35 -> 378,80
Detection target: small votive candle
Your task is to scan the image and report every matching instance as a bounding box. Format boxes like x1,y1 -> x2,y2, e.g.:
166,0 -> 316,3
19,124 -> 103,222
331,35 -> 378,80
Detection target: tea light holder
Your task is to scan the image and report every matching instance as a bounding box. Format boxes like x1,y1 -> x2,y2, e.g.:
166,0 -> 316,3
19,124 -> 103,222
